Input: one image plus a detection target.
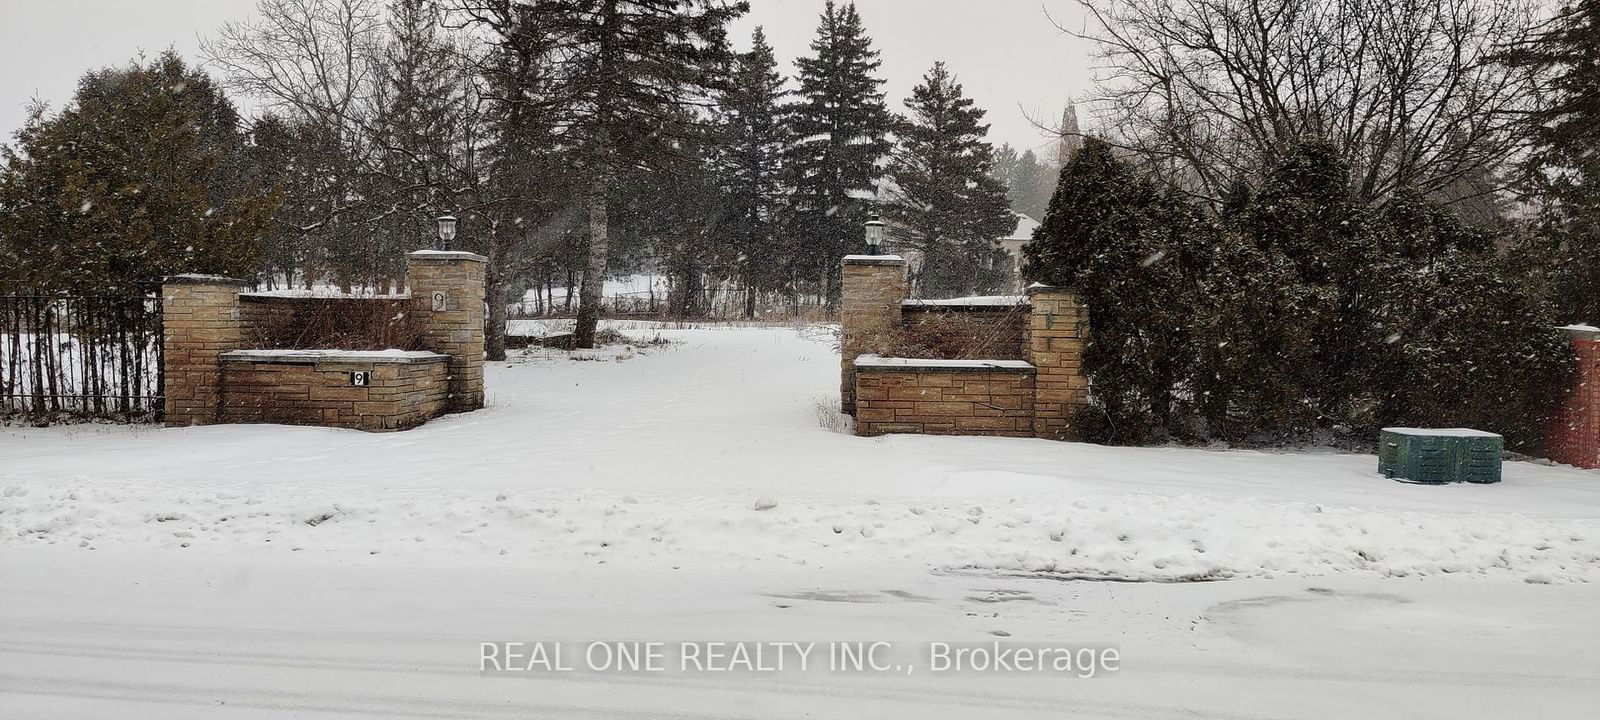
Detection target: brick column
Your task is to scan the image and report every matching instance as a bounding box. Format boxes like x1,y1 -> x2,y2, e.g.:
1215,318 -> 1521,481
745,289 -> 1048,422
1026,283 -> 1089,440
407,250 -> 486,412
1547,325 -> 1600,468
840,255 -> 907,414
162,274 -> 250,426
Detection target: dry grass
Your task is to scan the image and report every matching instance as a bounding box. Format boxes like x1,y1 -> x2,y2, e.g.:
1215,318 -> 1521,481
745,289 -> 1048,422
814,396 -> 854,434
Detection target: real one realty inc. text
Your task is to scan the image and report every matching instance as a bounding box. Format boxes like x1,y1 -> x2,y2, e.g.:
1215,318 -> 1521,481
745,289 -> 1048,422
480,641 -> 1120,678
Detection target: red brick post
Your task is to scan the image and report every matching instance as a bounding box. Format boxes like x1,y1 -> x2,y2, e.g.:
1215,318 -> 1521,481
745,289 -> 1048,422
162,274 -> 251,426
407,250 -> 486,412
1547,325 -> 1600,468
840,255 -> 907,414
1026,284 -> 1089,440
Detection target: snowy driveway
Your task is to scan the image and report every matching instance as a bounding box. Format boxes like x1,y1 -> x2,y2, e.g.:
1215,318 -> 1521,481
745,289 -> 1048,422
3,324 -> 1600,717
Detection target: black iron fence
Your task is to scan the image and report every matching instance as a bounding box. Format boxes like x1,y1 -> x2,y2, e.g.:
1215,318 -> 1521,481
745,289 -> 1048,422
1,287 -> 165,421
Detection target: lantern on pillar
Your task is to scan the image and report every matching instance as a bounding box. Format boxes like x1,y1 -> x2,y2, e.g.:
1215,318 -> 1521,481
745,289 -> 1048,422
436,215 -> 458,251
863,214 -> 885,253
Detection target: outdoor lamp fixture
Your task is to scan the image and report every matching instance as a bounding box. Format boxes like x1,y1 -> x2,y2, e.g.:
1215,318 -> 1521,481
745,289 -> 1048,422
863,214 -> 885,253
436,214 -> 458,251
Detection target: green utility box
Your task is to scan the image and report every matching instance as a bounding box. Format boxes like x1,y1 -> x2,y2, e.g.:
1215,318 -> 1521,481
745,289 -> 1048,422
1378,428 -> 1504,484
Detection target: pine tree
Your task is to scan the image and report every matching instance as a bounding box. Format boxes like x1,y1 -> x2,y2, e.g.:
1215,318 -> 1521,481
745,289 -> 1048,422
0,52 -> 280,292
531,0 -> 747,348
718,27 -> 790,318
1500,0 -> 1600,324
1365,193 -> 1574,448
786,0 -> 893,306
1023,137 -> 1208,442
884,62 -> 1014,297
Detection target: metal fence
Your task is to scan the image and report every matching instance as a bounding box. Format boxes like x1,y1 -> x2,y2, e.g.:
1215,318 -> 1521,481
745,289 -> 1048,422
1,288 -> 165,421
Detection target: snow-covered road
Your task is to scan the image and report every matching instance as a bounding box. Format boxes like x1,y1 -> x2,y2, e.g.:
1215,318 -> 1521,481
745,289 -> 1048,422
3,323 -> 1599,717
5,549 -> 1598,719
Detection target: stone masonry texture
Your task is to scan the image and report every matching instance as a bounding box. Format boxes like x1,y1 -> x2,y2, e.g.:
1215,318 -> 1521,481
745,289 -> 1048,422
219,356 -> 448,432
162,276 -> 252,426
163,249 -> 486,430
855,366 -> 1036,437
840,257 -> 908,414
1026,285 -> 1090,440
407,252 -> 487,413
839,259 -> 1091,440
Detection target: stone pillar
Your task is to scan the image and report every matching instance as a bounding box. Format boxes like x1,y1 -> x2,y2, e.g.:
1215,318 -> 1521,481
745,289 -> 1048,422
1547,325 -> 1600,469
840,255 -> 907,414
407,250 -> 487,412
162,274 -> 250,426
1026,283 -> 1089,440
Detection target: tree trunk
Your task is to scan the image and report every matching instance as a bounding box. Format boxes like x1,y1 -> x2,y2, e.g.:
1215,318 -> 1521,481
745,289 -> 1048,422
575,168 -> 611,348
484,233 -> 508,362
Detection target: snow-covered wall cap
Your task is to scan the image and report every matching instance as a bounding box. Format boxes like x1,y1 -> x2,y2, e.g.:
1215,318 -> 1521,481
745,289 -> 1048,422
854,354 -> 1036,371
221,349 -> 449,364
1557,324 -> 1600,340
408,249 -> 487,263
903,295 -> 1026,308
841,254 -> 904,266
164,273 -> 252,286
1025,282 -> 1063,295
1381,427 -> 1502,438
241,290 -> 410,300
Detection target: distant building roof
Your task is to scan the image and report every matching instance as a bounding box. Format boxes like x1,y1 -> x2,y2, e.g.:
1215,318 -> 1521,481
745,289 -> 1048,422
1005,212 -> 1040,242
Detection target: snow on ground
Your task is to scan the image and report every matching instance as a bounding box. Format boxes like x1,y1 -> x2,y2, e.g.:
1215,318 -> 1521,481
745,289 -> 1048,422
3,323 -> 1598,583
3,323 -> 1600,718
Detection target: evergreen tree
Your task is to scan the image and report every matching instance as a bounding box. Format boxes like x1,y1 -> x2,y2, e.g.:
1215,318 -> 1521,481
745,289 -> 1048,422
0,52 -> 280,292
884,62 -> 1014,297
786,0 -> 893,305
1365,193 -> 1575,448
531,0 -> 747,348
991,144 -> 1050,219
1500,0 -> 1600,324
1023,138 -> 1208,442
718,27 -> 790,318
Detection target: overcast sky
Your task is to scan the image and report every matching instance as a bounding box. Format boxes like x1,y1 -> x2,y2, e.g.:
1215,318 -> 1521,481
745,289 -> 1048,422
1,0 -> 1096,154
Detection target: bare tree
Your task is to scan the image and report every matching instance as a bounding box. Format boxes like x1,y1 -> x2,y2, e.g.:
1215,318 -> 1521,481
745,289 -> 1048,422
204,0 -> 384,134
1065,0 -> 1545,206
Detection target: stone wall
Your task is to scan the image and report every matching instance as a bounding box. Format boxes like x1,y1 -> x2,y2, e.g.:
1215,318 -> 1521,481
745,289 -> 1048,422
162,249 -> 486,429
163,275 -> 253,426
854,357 -> 1036,437
1026,285 -> 1090,440
839,257 -> 1091,441
219,351 -> 449,432
840,256 -> 908,414
408,251 -> 487,413
1547,326 -> 1600,469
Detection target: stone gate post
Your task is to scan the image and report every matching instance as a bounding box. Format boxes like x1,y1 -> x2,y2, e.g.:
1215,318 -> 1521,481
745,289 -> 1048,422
162,274 -> 250,426
840,255 -> 907,415
407,250 -> 487,412
1026,283 -> 1090,440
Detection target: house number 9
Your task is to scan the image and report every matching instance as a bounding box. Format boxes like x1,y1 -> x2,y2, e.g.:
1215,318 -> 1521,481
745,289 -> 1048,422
431,291 -> 447,311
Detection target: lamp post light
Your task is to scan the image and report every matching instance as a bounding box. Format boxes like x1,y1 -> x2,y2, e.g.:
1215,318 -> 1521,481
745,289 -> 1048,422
436,214 -> 458,251
863,214 -> 885,254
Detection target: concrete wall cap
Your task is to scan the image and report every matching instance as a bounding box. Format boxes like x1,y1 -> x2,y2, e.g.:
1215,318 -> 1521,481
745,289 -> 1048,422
1557,324 -> 1600,341
221,349 -> 449,364
165,274 -> 252,286
408,250 -> 487,263
842,254 -> 905,266
855,354 -> 1036,372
